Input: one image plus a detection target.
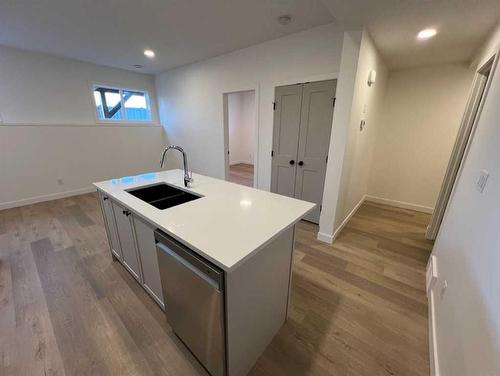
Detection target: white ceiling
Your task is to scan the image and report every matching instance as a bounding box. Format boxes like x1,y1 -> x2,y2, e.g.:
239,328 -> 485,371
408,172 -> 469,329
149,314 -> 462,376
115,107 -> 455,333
321,0 -> 500,69
0,0 -> 499,73
0,0 -> 334,74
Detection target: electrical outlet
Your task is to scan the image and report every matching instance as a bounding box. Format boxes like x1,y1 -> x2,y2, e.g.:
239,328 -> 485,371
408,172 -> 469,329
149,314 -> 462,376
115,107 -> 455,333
476,170 -> 489,193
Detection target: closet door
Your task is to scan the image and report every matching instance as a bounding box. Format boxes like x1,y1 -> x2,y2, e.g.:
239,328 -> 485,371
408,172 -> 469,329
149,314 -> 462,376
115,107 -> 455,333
294,80 -> 336,223
271,84 -> 303,197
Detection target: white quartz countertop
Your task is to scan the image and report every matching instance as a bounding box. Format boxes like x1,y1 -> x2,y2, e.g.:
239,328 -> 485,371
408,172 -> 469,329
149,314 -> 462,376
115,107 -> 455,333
94,169 -> 315,272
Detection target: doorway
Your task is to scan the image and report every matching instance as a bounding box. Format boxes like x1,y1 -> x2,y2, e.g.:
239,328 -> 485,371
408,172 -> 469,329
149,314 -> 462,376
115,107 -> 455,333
426,55 -> 497,239
223,90 -> 257,187
271,79 -> 337,223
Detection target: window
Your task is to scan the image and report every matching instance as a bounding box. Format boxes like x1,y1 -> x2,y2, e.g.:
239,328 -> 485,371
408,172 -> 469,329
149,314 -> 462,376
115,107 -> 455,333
93,86 -> 152,122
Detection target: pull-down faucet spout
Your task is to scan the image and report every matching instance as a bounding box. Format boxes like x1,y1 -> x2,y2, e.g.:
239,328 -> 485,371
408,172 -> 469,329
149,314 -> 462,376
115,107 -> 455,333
160,146 -> 193,188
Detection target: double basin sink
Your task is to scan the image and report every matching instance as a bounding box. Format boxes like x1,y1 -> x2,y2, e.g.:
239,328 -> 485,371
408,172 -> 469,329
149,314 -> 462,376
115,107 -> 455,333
127,183 -> 201,210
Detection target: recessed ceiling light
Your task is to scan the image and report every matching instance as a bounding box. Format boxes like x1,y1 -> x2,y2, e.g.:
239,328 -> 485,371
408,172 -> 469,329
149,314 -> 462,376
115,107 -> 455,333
277,15 -> 292,26
144,49 -> 155,58
417,28 -> 437,40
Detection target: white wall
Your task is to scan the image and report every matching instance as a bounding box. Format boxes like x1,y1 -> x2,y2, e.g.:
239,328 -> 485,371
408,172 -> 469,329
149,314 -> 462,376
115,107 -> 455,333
430,24 -> 500,375
0,45 -> 166,208
368,63 -> 475,211
318,30 -> 388,241
228,90 -> 255,165
156,23 -> 344,189
333,31 -> 389,229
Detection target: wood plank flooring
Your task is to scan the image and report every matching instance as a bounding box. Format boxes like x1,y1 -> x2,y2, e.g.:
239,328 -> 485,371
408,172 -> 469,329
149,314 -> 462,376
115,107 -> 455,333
229,163 -> 254,187
0,194 -> 432,375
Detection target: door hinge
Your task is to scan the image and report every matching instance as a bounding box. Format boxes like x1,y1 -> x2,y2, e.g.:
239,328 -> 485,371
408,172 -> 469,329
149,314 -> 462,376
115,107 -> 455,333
271,150 -> 274,157
320,205 -> 322,212
325,155 -> 328,164
273,102 -> 276,111
332,97 -> 336,108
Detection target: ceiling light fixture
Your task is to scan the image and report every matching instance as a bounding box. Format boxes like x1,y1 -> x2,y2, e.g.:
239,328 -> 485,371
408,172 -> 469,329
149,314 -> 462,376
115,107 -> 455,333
417,28 -> 437,40
277,15 -> 292,26
144,49 -> 155,58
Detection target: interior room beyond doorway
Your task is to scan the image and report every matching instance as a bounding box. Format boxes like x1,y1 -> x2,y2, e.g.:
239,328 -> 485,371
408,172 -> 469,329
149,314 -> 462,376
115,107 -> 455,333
225,90 -> 256,187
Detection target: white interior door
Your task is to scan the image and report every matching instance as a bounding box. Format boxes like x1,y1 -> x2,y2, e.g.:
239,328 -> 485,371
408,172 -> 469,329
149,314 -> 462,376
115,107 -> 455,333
294,80 -> 336,223
271,84 -> 302,197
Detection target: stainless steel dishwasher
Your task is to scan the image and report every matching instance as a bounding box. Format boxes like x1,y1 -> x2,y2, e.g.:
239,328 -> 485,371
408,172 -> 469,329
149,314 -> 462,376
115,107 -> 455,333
155,230 -> 226,376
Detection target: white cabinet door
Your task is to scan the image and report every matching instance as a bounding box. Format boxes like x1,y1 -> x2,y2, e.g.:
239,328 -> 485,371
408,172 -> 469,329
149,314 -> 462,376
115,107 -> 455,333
98,192 -> 122,260
112,202 -> 142,282
133,215 -> 164,307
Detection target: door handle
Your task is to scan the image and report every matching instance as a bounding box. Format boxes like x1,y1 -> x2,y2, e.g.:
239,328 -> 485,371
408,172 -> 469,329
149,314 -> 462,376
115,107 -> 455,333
298,161 -> 304,166
289,160 -> 295,165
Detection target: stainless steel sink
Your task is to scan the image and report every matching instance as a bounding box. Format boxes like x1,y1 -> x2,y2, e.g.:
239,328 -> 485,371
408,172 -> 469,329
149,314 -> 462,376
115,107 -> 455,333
126,183 -> 201,210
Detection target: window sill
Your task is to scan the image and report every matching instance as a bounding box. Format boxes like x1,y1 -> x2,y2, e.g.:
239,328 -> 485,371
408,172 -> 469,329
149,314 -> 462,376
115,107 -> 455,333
0,122 -> 162,128
95,121 -> 161,127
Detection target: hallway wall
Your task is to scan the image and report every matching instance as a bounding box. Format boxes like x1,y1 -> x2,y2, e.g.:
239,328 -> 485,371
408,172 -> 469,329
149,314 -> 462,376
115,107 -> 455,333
332,31 -> 389,230
368,63 -> 475,212
430,22 -> 500,375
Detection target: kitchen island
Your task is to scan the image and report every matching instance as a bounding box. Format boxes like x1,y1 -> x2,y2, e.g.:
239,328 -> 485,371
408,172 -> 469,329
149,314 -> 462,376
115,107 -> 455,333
94,169 -> 314,376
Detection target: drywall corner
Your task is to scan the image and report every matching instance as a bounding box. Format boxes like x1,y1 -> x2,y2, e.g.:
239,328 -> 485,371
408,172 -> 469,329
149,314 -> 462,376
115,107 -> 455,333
317,29 -> 363,243
318,29 -> 389,242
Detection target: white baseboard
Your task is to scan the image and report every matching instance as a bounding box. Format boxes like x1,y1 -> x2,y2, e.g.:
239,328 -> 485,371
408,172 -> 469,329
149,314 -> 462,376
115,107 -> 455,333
317,231 -> 334,243
428,289 -> 440,376
317,194 -> 367,245
365,195 -> 434,214
0,186 -> 96,210
427,255 -> 440,376
332,194 -> 367,241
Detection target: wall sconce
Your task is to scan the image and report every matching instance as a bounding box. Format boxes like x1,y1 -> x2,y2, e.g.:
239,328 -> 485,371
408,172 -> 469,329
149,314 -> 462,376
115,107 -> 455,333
368,69 -> 377,87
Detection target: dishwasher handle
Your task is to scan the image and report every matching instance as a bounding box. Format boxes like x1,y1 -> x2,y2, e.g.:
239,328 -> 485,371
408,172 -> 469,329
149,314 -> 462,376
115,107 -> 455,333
156,241 -> 223,291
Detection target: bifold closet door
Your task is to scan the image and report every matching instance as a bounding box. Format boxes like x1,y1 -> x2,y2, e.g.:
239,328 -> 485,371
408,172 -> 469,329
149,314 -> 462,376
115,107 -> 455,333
271,84 -> 303,197
271,80 -> 336,224
294,80 -> 336,223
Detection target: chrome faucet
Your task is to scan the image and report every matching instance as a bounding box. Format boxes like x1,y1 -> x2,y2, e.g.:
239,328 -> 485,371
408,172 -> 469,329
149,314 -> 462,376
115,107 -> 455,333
160,145 -> 194,187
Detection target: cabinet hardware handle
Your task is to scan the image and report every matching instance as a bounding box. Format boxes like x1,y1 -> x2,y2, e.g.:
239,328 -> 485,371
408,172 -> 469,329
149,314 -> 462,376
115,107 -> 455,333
298,161 -> 304,166
289,160 -> 295,165
103,197 -> 108,201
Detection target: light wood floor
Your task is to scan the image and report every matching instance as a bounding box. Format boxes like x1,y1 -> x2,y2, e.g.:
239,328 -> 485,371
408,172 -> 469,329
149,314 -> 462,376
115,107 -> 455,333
229,163 -> 253,187
0,194 -> 432,375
